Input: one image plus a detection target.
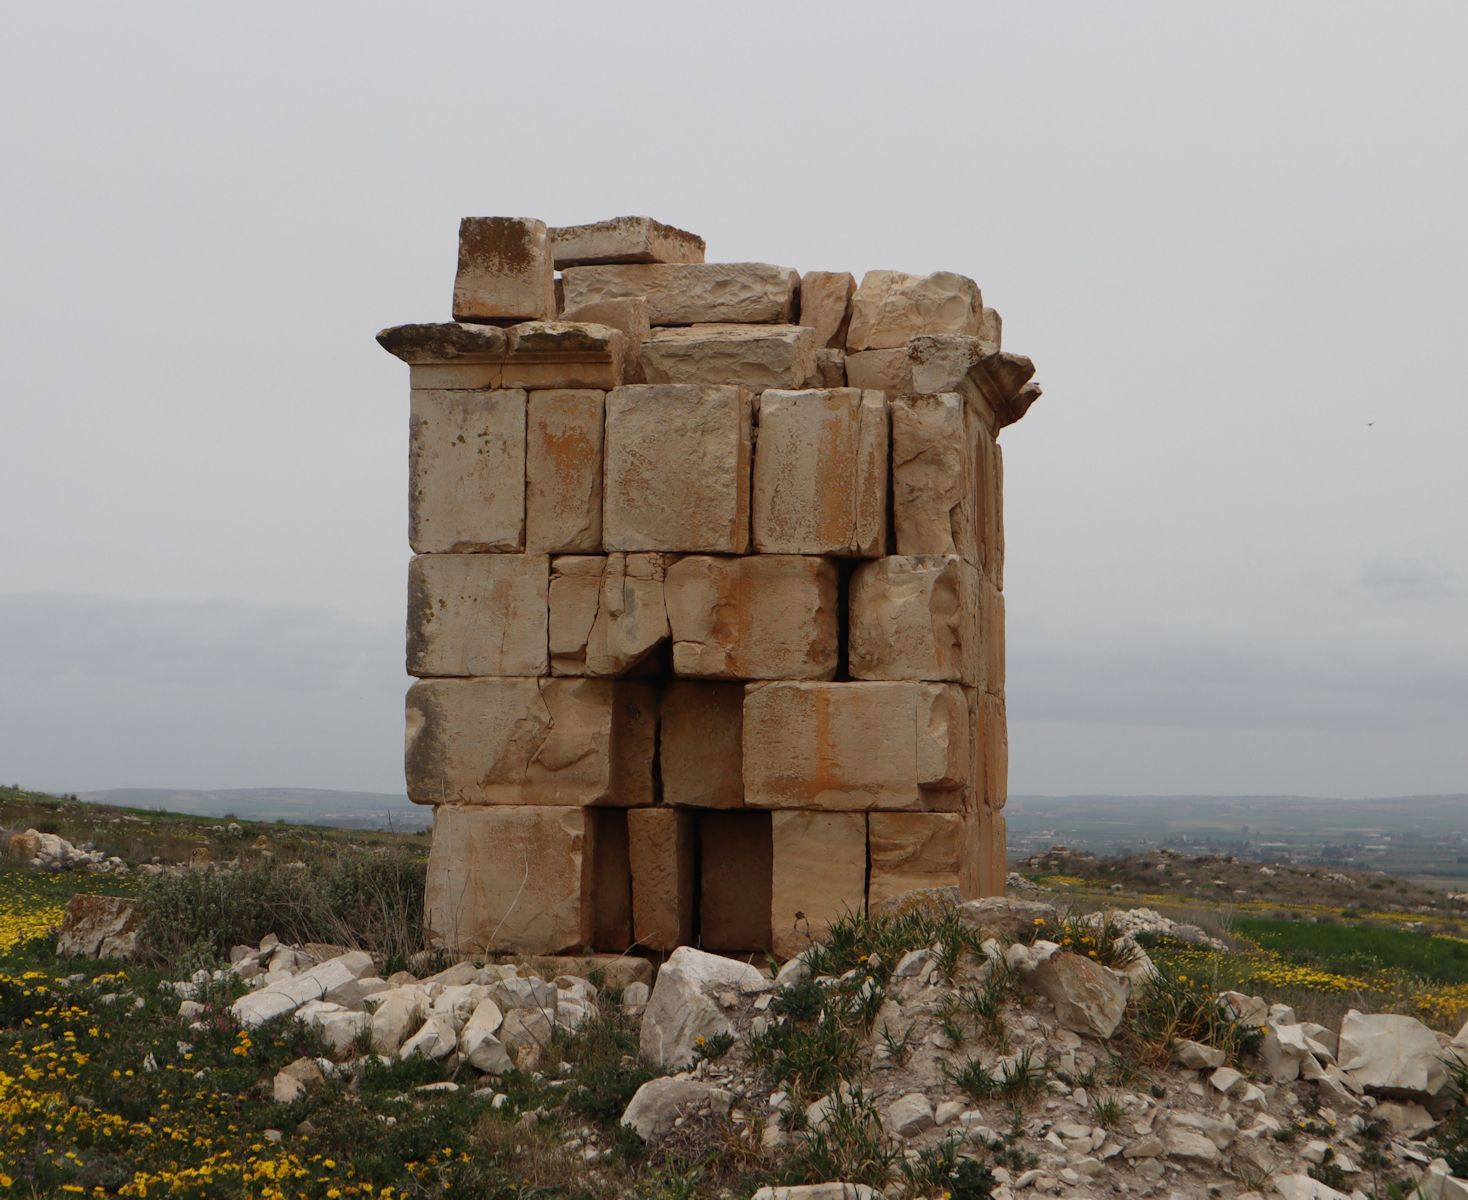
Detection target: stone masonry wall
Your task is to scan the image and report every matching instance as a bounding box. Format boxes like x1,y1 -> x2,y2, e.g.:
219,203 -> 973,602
377,215 -> 1041,960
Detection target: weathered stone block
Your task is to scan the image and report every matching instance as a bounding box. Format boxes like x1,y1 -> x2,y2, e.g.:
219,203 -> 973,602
549,216 -> 705,268
641,324 -> 816,390
742,682 -> 969,811
525,390 -> 604,553
814,348 -> 846,388
751,388 -> 887,556
548,554 -> 670,676
665,555 -> 838,680
627,808 -> 695,950
425,805 -> 592,953
982,581 -> 1005,696
558,298 -> 649,383
561,262 -> 799,326
799,271 -> 856,349
891,393 -> 976,559
590,808 -> 633,951
978,692 -> 1008,810
660,682 -> 744,809
770,811 -> 866,958
408,389 -> 525,554
405,678 -> 653,807
846,270 -> 982,351
603,385 -> 752,553
406,554 -> 548,678
452,217 -> 556,324
843,347 -> 912,398
848,555 -> 981,686
610,682 -> 660,810
960,805 -> 1006,899
868,813 -> 962,910
980,306 -> 1002,348
699,812 -> 772,951
378,322 -> 508,363
976,434 -> 1003,587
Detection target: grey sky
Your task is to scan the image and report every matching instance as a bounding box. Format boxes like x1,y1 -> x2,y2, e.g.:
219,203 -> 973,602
2,2 -> 1464,797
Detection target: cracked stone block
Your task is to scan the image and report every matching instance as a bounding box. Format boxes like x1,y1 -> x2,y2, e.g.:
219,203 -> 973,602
525,390 -> 604,553
699,811 -> 772,952
660,681 -> 744,809
558,298 -> 649,383
548,554 -> 671,676
742,682 -> 969,811
406,553 -> 548,678
981,581 -> 1005,696
845,270 -> 982,351
891,393 -> 976,560
424,805 -> 593,954
408,389 -> 525,554
848,555 -> 981,686
844,347 -> 913,397
603,385 -> 752,553
798,271 -> 856,349
549,216 -> 706,268
405,678 -> 654,807
868,813 -> 962,909
627,808 -> 695,950
751,388 -> 887,557
641,324 -> 816,390
978,691 -> 1007,812
590,808 -> 633,951
560,262 -> 799,326
665,555 -> 838,680
960,805 -> 1005,899
770,811 -> 866,959
452,217 -> 556,323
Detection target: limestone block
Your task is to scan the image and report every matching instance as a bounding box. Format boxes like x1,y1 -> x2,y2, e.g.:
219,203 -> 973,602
980,306 -> 1002,348
559,297 -> 649,383
665,555 -> 838,680
406,554 -> 549,678
627,809 -> 695,950
561,262 -> 799,326
978,692 -> 1008,811
699,811 -> 772,951
798,271 -> 856,349
378,322 -> 508,363
844,348 -> 912,398
408,389 -> 525,554
742,682 -> 969,811
982,581 -> 1005,696
525,390 -> 604,553
590,808 -> 633,951
975,432 -> 1003,586
770,811 -> 866,959
424,805 -> 592,954
452,217 -> 555,323
908,335 -> 997,400
1000,380 -> 1042,429
814,348 -> 846,388
849,555 -> 981,686
641,324 -> 816,390
868,813 -> 963,910
550,216 -> 705,268
405,678 -> 653,807
846,270 -> 982,351
891,393 -> 976,559
603,384 -> 752,553
660,681 -> 744,809
751,388 -> 887,557
548,554 -> 670,676
404,322 -> 625,391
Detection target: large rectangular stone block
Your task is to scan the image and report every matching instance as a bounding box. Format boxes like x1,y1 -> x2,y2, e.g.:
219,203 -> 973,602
845,270 -> 982,351
603,385 -> 752,553
561,262 -> 799,326
548,554 -> 670,676
405,678 -> 653,807
409,389 -> 525,554
960,805 -> 1006,899
982,581 -> 1005,697
590,808 -> 633,951
742,682 -> 969,811
526,390 -> 604,553
660,681 -> 744,809
868,812 -> 961,910
979,692 -> 1007,811
751,388 -> 887,557
641,324 -> 816,390
844,348 -> 912,397
665,555 -> 838,680
770,811 -> 866,959
424,805 -> 592,954
558,298 -> 649,383
550,216 -> 706,268
401,321 -> 624,391
848,555 -> 981,686
975,430 -> 1003,585
627,808 -> 695,950
891,393 -> 977,560
699,811 -> 772,951
452,217 -> 556,324
798,271 -> 856,349
406,554 -> 548,677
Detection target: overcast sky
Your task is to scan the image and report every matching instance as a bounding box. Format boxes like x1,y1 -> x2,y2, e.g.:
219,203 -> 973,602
2,3 -> 1464,799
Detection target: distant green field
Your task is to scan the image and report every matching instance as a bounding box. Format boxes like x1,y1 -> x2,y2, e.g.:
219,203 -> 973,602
1233,916 -> 1468,985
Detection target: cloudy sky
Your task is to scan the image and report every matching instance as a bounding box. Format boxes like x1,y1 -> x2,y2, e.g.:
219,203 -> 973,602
2,3 -> 1464,799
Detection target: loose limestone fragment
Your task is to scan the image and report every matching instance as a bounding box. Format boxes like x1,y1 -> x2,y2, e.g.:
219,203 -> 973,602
627,809 -> 695,951
406,554 -> 549,678
742,682 -> 968,811
561,262 -> 799,326
1337,1010 -> 1451,1096
890,393 -> 975,559
751,388 -> 887,556
848,555 -> 981,686
659,681 -> 744,808
845,270 -> 983,351
525,390 -> 604,552
641,324 -> 817,390
621,1076 -> 733,1143
603,384 -> 752,553
408,388 -> 526,553
1024,946 -> 1132,1039
665,555 -> 838,680
452,216 -> 556,323
798,271 -> 856,349
867,813 -> 962,909
548,554 -> 671,676
639,946 -> 765,1068
549,216 -> 706,268
770,811 -> 866,958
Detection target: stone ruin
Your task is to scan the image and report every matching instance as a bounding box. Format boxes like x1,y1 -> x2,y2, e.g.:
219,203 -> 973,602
376,215 -> 1041,962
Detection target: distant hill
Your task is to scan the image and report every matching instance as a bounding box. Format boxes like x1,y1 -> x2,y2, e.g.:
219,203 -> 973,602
77,787 -> 431,832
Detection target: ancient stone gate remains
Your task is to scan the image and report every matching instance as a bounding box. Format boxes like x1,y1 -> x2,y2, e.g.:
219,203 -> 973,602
378,216 -> 1040,960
